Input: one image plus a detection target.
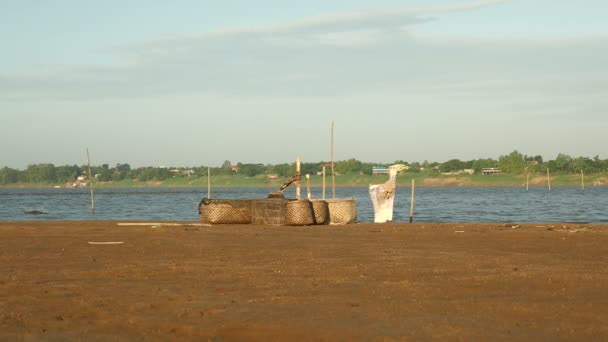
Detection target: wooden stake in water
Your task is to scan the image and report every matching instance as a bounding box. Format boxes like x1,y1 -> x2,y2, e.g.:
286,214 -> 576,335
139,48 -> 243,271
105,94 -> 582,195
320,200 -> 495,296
296,156 -> 301,200
207,167 -> 211,198
409,179 -> 415,223
331,121 -> 336,200
526,172 -> 529,192
322,166 -> 326,200
581,168 -> 585,191
547,167 -> 551,191
86,148 -> 95,214
306,174 -> 311,200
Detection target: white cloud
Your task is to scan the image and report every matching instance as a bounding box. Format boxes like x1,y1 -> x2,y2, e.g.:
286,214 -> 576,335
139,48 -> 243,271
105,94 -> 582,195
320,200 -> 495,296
0,0 -> 605,107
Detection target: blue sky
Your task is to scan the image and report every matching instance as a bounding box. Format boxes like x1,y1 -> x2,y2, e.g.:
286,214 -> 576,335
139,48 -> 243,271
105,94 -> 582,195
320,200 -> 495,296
2,0 -> 607,168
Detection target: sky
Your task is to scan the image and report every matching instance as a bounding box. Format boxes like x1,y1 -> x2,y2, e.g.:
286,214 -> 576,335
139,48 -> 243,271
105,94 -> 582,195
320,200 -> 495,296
1,0 -> 607,169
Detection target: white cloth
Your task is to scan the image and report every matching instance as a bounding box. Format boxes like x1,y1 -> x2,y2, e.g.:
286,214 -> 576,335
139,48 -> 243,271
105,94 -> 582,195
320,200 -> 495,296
369,169 -> 398,223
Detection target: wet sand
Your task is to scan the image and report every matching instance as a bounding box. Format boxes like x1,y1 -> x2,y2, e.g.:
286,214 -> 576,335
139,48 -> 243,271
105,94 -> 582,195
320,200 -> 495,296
1,221 -> 608,340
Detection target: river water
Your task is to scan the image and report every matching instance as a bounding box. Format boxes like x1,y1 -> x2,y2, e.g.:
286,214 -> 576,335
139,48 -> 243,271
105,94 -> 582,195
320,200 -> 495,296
0,186 -> 606,223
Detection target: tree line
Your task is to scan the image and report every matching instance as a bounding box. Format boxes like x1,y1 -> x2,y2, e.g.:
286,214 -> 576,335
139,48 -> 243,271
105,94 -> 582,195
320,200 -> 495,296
1,151 -> 607,185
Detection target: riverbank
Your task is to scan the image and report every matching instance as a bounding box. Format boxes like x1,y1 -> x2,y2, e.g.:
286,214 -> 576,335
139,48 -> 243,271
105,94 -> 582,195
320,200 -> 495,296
2,221 -> 607,340
2,172 -> 607,188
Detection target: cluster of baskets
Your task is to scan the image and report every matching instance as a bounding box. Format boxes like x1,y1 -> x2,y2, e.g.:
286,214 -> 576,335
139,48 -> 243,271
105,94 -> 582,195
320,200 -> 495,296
199,197 -> 356,226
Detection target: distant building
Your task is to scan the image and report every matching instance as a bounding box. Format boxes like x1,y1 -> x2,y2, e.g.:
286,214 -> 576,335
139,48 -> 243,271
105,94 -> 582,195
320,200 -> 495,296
267,174 -> 279,180
372,166 -> 390,175
231,165 -> 240,172
72,175 -> 89,188
481,168 -> 502,175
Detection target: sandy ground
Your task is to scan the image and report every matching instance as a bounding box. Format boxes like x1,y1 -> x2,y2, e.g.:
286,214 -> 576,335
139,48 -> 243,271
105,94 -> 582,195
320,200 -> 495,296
1,221 -> 608,341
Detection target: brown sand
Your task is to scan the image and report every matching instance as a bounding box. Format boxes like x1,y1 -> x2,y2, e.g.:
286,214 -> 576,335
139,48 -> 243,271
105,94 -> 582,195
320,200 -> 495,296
1,221 -> 608,341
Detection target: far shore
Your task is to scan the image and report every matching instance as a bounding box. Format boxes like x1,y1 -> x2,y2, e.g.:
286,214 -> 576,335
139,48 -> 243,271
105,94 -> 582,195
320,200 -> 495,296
1,173 -> 606,189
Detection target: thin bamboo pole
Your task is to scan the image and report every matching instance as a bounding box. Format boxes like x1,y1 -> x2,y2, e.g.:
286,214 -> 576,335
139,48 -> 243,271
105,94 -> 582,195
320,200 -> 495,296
86,148 -> 95,214
322,166 -> 326,200
526,172 -> 529,192
547,167 -> 551,191
581,169 -> 585,191
409,179 -> 415,223
296,156 -> 301,200
331,121 -> 335,200
306,174 -> 311,200
207,167 -> 211,198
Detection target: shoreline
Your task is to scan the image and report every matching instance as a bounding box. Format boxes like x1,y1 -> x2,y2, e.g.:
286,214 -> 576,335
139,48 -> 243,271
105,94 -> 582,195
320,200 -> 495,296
1,182 -> 605,189
2,172 -> 606,189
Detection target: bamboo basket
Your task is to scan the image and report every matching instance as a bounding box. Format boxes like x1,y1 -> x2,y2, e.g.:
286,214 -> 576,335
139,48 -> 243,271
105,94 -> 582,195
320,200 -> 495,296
252,198 -> 287,225
326,198 -> 357,224
199,199 -> 253,224
284,200 -> 315,226
311,200 -> 329,225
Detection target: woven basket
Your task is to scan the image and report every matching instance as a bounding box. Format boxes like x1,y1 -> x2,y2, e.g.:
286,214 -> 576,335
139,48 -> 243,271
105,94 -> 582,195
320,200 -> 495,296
326,198 -> 357,224
311,200 -> 329,225
284,200 -> 315,226
199,199 -> 253,224
252,198 -> 287,225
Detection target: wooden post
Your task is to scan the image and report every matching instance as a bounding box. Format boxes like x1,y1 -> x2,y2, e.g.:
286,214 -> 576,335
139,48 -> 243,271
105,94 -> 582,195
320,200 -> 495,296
207,167 -> 211,198
526,172 -> 529,192
581,169 -> 585,191
409,179 -> 415,223
331,121 -> 336,200
322,166 -> 326,200
86,148 -> 95,214
296,156 -> 301,200
306,174 -> 311,200
547,167 -> 551,191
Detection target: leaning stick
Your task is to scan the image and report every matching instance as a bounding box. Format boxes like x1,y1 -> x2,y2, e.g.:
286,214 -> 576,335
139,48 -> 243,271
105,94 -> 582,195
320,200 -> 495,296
86,148 -> 95,214
322,166 -> 326,200
331,121 -> 335,199
296,156 -> 301,200
306,174 -> 311,200
409,179 -> 415,223
207,167 -> 211,198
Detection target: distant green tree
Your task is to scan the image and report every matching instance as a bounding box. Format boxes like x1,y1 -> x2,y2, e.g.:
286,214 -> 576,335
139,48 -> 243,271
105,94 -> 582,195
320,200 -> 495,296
335,158 -> 364,175
471,158 -> 497,172
270,163 -> 294,178
25,164 -> 57,183
95,164 -> 113,182
553,153 -> 573,173
112,163 -> 131,181
439,159 -> 465,173
237,163 -> 265,177
571,157 -> 594,173
497,151 -> 526,174
55,165 -> 81,183
0,167 -> 19,184
300,162 -> 321,176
